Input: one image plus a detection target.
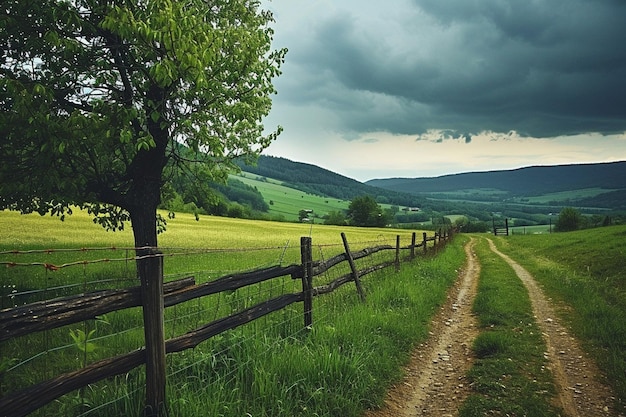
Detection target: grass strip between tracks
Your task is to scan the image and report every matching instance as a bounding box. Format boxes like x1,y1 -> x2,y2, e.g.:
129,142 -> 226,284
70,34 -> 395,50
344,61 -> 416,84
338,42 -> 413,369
458,237 -> 563,417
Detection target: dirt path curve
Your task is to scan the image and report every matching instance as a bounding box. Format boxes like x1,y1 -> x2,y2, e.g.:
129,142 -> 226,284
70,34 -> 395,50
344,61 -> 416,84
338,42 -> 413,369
365,238 -> 481,417
487,238 -> 619,417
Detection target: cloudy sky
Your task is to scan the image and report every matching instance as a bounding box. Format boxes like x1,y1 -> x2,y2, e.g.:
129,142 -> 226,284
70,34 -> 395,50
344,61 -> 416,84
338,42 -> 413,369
260,0 -> 626,182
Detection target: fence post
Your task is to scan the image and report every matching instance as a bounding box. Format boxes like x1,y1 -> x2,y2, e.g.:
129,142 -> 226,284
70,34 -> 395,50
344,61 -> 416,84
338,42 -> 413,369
395,235 -> 401,271
138,248 -> 166,417
300,237 -> 313,328
423,232 -> 428,254
341,233 -> 366,302
410,232 -> 416,259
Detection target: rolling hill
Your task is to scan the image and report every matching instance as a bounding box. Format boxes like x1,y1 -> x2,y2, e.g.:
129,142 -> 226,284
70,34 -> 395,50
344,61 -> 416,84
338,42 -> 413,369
232,157 -> 625,229
238,155 -> 424,207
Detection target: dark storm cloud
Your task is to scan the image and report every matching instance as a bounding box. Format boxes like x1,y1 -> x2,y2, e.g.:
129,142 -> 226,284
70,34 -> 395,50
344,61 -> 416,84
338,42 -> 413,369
275,0 -> 626,139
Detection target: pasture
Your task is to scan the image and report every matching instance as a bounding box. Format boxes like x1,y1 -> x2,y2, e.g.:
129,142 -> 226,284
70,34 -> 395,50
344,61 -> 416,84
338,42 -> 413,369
1,208 -> 460,417
3,208 -> 624,416
234,172 -> 351,221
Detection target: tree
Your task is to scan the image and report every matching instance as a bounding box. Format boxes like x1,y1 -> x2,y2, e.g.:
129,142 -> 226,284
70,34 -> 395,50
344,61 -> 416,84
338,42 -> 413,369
554,207 -> 582,232
0,2 -> 285,413
347,195 -> 387,227
299,209 -> 312,222
323,210 -> 346,226
0,0 -> 286,250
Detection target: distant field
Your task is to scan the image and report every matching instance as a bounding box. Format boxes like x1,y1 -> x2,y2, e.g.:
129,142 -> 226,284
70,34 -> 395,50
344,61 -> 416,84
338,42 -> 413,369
234,172 -> 350,221
511,188 -> 612,204
509,224 -> 552,234
427,188 -> 508,199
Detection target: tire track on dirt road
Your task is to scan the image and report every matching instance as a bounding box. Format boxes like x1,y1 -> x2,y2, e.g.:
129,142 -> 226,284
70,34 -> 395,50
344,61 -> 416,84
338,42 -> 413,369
365,238 -> 480,417
487,238 -> 620,417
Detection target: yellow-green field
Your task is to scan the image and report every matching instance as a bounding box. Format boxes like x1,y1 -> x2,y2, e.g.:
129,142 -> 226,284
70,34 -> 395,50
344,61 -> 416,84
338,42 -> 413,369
0,208 -> 454,417
1,208 -> 422,249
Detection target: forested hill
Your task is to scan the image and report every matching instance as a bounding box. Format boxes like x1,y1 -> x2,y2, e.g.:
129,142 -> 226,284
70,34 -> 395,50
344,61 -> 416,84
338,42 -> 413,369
366,161 -> 626,196
237,155 -> 423,207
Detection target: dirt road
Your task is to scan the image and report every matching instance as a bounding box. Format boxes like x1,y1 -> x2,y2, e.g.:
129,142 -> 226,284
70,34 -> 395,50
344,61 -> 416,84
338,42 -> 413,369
364,238 -> 480,417
364,238 -> 621,417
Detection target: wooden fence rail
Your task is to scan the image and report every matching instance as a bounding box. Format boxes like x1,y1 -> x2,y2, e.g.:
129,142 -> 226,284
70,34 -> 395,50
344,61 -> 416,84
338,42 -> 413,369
0,229 -> 453,417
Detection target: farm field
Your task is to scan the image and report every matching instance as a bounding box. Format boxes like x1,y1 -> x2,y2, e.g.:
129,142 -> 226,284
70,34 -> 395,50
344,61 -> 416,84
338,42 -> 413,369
511,187 -> 612,204
1,208 -> 455,417
0,207 -> 415,251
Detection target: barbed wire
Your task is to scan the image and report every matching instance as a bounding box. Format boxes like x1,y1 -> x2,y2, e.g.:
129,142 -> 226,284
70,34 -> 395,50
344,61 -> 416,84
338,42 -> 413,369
0,235 -> 406,271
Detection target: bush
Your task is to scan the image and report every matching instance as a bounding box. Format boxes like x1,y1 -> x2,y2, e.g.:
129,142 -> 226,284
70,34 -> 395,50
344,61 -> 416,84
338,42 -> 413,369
554,207 -> 582,232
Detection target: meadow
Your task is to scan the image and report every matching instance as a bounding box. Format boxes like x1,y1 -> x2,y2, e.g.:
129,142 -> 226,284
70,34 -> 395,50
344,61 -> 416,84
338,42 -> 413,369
0,209 -> 464,417
234,173 -> 351,222
490,225 -> 626,414
4,208 -> 623,416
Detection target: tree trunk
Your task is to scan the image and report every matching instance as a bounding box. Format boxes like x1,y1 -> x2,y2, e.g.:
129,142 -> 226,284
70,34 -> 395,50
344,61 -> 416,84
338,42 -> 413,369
126,84 -> 169,416
130,190 -> 166,416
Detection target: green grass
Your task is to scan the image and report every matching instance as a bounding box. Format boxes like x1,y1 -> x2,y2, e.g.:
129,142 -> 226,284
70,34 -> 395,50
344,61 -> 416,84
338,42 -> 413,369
509,224 -> 553,234
490,225 -> 626,413
234,172 -> 351,221
516,187 -> 612,204
159,239 -> 467,417
0,209 -> 463,416
427,188 -> 509,199
459,237 -> 562,417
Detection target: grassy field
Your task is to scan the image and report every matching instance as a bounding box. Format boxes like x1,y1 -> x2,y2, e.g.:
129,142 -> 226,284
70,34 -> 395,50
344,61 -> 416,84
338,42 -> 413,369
509,224 -> 553,234
234,172 -> 351,221
512,187 -> 611,204
0,209 -> 464,417
4,208 -> 623,415
490,225 -> 626,414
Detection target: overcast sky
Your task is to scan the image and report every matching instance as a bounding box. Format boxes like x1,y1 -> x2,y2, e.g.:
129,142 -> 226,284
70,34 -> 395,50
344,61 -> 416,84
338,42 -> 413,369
260,0 -> 626,182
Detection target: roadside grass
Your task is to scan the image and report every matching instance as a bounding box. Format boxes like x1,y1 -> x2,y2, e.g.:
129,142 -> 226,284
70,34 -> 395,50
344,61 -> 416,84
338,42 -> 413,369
0,209 -> 464,416
491,224 -> 626,413
157,239 -> 467,417
459,237 -> 563,417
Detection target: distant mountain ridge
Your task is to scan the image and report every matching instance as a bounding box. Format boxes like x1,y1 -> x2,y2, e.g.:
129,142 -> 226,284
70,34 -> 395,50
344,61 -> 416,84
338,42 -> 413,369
365,161 -> 626,196
238,157 -> 626,212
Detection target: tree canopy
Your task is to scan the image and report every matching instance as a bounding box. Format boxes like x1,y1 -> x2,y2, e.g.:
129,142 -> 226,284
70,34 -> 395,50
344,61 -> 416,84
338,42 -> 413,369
347,195 -> 387,227
0,0 -> 286,248
554,207 -> 583,232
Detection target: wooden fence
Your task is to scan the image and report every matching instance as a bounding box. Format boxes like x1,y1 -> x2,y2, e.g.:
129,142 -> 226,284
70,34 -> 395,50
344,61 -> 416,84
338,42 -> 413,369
0,229 -> 454,417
